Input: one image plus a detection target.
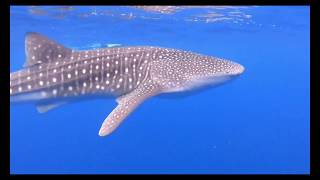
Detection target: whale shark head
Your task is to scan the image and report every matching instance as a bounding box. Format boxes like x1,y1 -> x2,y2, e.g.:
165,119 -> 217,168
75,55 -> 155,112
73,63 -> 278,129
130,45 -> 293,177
150,49 -> 245,93
180,56 -> 245,91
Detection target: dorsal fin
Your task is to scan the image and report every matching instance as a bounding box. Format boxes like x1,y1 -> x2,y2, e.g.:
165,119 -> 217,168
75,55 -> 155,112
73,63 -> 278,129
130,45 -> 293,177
24,32 -> 72,67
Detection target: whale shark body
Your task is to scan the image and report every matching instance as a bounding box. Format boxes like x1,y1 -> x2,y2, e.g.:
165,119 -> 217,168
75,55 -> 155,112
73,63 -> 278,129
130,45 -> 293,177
10,32 -> 245,136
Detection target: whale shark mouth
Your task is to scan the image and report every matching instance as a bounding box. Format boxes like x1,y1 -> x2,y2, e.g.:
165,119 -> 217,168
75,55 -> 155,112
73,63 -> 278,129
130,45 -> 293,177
186,75 -> 234,90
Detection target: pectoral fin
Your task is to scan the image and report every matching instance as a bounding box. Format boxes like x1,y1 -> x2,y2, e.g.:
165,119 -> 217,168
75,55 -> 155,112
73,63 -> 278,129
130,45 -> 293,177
99,82 -> 159,136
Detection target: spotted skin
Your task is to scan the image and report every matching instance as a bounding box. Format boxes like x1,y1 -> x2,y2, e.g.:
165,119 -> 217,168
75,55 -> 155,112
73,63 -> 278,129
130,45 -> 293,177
10,32 -> 245,136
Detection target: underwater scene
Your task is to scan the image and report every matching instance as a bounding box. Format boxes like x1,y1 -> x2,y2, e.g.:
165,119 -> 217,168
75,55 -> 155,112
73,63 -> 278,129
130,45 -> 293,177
10,6 -> 310,174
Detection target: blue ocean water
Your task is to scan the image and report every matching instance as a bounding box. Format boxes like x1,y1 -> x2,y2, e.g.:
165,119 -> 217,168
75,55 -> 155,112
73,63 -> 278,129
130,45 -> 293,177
10,6 -> 310,174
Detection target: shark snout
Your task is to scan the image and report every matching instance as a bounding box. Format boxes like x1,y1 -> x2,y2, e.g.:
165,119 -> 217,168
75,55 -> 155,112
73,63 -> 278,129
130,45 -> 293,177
229,62 -> 245,76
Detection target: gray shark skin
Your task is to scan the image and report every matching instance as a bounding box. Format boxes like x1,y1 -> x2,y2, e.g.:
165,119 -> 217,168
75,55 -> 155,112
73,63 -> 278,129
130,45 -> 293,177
10,32 -> 245,136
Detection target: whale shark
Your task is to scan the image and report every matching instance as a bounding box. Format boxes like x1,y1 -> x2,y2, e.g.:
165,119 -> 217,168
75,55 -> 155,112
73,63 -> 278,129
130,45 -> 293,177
10,32 -> 245,136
